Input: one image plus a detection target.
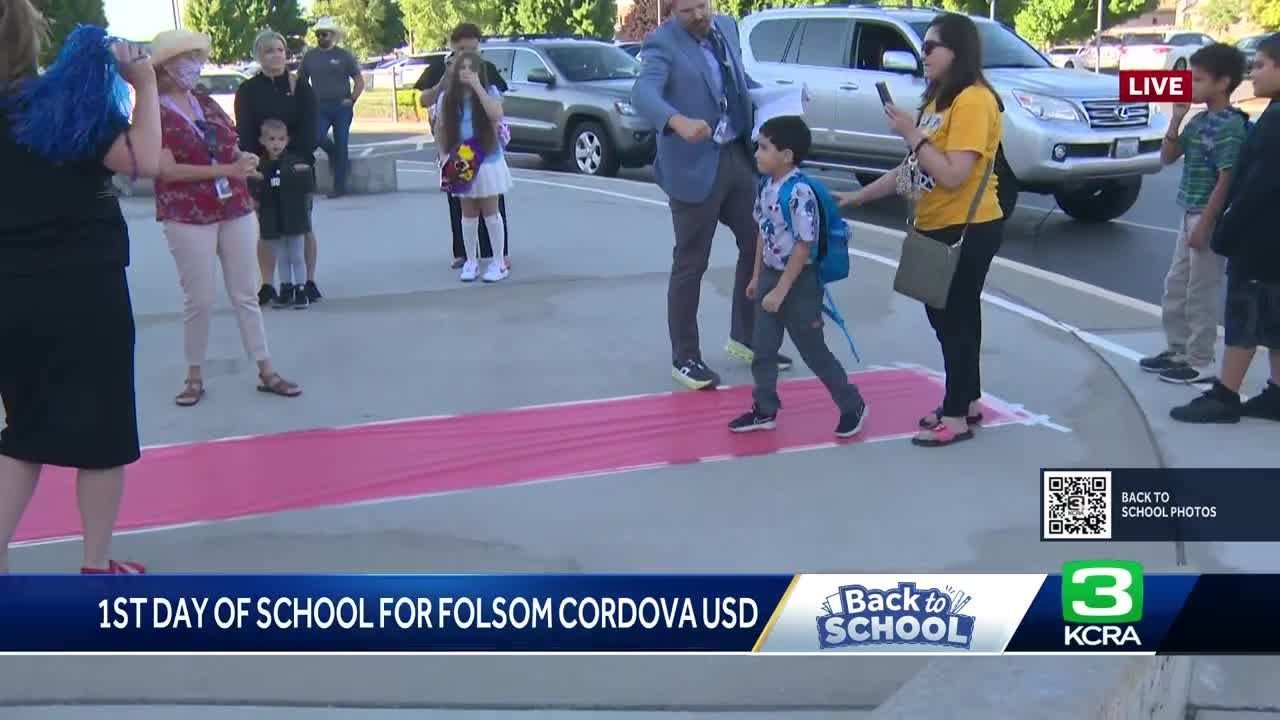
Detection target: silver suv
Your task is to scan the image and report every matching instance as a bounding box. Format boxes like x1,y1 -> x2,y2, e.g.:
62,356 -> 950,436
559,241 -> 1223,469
479,36 -> 657,177
740,6 -> 1171,223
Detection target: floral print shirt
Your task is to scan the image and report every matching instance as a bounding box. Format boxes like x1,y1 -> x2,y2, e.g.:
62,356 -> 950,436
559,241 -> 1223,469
155,91 -> 255,226
754,169 -> 819,271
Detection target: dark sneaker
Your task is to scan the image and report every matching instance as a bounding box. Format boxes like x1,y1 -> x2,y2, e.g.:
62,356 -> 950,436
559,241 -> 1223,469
672,359 -> 720,391
274,284 -> 294,309
258,284 -> 277,306
1139,350 -> 1182,373
1158,363 -> 1215,385
1242,381 -> 1280,421
1170,381 -> 1242,424
835,402 -> 868,438
293,286 -> 310,309
303,281 -> 322,302
729,406 -> 777,433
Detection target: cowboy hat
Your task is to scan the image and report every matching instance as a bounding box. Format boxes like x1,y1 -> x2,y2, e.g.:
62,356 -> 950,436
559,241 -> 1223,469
149,29 -> 211,66
313,17 -> 345,40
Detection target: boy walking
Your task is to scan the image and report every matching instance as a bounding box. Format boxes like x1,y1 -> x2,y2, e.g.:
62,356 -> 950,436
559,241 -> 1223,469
728,117 -> 867,437
1172,33 -> 1280,423
252,119 -> 314,309
1141,43 -> 1249,384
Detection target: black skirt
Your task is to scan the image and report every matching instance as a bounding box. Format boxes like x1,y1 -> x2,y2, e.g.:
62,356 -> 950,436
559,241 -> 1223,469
0,266 -> 141,470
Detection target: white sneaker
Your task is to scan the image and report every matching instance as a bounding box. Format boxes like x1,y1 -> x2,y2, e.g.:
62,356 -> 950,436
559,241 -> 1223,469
459,260 -> 479,283
482,261 -> 509,283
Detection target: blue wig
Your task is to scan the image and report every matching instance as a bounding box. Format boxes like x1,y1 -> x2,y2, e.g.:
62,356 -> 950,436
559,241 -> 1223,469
6,25 -> 133,164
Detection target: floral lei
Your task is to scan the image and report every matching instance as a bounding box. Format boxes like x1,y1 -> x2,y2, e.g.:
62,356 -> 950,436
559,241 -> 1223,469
439,138 -> 487,194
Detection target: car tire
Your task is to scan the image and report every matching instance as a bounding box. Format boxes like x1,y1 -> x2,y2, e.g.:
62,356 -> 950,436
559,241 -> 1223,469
994,146 -> 1018,221
565,121 -> 619,177
1064,60 -> 1075,69
1173,58 -> 1187,70
1053,178 -> 1142,223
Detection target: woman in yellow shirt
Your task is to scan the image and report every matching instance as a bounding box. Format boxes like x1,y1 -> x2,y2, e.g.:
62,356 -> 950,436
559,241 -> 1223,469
837,12 -> 1004,448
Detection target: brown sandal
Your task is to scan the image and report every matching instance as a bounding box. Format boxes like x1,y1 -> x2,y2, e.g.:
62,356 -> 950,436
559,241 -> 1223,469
175,379 -> 204,407
257,373 -> 301,397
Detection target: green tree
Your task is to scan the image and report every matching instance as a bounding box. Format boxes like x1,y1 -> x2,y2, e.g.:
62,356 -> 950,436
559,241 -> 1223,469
36,0 -> 108,65
400,0 -> 507,51
1014,0 -> 1153,46
1250,0 -> 1280,27
184,0 -> 307,63
1201,0 -> 1247,31
508,0 -> 615,38
309,0 -> 408,57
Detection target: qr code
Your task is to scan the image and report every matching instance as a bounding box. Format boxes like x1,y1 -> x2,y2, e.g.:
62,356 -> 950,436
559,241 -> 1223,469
1042,471 -> 1111,539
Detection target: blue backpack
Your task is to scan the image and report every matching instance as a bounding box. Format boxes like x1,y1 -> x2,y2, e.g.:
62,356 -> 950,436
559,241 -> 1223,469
771,171 -> 860,363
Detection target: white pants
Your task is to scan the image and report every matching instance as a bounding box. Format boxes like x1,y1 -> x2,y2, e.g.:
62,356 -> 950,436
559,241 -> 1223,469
163,213 -> 271,367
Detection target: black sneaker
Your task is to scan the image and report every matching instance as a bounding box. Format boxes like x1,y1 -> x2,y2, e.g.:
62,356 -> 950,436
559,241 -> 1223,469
293,286 -> 310,309
672,359 -> 720,391
835,402 -> 868,438
1242,381 -> 1280,421
303,281 -> 322,302
729,405 -> 777,433
274,284 -> 294,309
1140,350 -> 1182,373
1170,381 -> 1242,424
1158,363 -> 1215,385
258,284 -> 277,306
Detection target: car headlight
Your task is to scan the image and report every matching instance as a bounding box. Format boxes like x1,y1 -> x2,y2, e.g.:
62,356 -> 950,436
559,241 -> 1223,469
615,101 -> 637,116
1011,90 -> 1082,122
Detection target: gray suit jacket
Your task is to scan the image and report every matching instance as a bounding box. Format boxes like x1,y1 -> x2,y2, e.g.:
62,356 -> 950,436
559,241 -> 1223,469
631,15 -> 759,204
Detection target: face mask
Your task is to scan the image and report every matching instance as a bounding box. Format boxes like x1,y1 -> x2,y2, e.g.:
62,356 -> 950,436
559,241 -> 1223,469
166,56 -> 204,91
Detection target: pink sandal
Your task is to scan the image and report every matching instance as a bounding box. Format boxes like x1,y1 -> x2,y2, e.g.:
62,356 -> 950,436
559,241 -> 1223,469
912,423 -> 975,448
81,560 -> 146,574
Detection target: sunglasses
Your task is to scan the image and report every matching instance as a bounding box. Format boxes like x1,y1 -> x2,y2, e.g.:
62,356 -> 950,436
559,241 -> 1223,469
921,40 -> 947,56
316,31 -> 333,37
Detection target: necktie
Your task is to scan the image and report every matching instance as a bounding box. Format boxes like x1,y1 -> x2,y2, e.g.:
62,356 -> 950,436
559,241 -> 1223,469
708,29 -> 743,138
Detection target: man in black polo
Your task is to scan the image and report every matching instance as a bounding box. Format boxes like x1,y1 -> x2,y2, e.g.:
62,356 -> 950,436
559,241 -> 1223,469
416,23 -> 511,269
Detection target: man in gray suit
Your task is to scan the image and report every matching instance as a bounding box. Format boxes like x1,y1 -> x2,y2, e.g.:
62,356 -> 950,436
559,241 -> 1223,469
632,0 -> 792,391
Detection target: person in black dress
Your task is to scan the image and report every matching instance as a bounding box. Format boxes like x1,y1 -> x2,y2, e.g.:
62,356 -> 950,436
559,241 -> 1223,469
417,23 -> 511,269
0,3 -> 161,574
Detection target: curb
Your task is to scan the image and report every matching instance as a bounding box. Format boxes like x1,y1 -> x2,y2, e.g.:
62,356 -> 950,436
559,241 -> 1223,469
871,656 -> 1191,719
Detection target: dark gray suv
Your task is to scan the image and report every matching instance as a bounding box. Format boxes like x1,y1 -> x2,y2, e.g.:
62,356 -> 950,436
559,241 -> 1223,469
480,36 -> 657,177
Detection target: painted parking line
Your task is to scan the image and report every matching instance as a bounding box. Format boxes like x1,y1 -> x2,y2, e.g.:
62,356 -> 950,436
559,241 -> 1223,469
14,368 -> 1049,547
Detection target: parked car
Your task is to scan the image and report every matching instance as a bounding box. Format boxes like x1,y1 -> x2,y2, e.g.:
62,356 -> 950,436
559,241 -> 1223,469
1064,35 -> 1122,70
1237,33 -> 1273,77
739,6 -> 1170,223
1118,30 -> 1214,71
197,68 -> 252,120
617,41 -> 642,58
477,35 -> 656,177
1046,45 -> 1082,68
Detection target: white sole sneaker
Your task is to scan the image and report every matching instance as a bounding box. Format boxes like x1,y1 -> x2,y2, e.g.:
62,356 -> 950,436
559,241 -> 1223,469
460,262 -> 479,283
482,264 -> 509,283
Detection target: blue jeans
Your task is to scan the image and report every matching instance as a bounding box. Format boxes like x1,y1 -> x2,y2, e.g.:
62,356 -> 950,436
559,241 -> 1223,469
316,102 -> 354,194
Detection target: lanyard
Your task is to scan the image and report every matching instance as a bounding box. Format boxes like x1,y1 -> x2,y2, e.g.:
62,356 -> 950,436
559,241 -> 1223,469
162,94 -> 219,160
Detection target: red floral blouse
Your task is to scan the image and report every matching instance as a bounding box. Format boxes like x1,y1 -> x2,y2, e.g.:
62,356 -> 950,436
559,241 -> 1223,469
155,91 -> 255,225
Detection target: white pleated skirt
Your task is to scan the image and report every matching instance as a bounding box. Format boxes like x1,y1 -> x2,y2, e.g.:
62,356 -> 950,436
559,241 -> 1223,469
450,157 -> 513,198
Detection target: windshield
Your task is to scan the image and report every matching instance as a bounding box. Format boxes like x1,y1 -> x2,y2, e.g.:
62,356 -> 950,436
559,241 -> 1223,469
544,44 -> 640,82
909,21 -> 1050,69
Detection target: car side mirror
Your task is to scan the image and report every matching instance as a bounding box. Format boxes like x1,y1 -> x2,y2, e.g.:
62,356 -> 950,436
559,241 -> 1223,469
526,67 -> 555,85
882,50 -> 920,75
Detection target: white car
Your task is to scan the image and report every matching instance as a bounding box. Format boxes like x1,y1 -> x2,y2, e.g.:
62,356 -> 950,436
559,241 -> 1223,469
1046,45 -> 1082,68
197,69 -> 253,119
1065,35 -> 1122,70
1119,31 -> 1215,71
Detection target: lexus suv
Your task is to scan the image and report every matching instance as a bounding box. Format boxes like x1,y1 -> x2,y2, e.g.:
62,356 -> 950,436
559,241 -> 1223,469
740,6 -> 1171,223
479,36 -> 656,177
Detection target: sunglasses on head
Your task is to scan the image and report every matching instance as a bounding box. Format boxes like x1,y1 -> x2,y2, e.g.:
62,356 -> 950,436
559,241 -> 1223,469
921,40 -> 946,56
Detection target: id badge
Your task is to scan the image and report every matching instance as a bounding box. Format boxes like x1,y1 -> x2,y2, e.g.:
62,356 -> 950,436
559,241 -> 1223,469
270,177 -> 282,188
713,115 -> 732,145
214,177 -> 233,200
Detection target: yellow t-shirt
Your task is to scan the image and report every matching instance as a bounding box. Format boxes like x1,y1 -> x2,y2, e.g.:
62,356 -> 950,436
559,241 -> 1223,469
911,85 -> 1003,231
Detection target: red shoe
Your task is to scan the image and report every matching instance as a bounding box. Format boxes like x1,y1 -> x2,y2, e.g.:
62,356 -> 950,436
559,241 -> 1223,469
81,560 -> 146,574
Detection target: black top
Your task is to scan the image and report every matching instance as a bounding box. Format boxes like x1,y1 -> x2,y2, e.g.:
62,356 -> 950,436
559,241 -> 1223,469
0,106 -> 129,276
1213,100 -> 1280,282
250,153 -> 315,239
413,57 -> 508,94
234,72 -> 318,164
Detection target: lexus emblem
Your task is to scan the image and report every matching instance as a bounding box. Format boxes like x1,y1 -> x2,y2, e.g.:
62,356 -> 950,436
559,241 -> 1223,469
1116,105 -> 1132,119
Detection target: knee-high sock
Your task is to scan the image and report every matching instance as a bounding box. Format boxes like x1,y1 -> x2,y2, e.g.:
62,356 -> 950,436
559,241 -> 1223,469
461,216 -> 480,262
483,212 -> 506,264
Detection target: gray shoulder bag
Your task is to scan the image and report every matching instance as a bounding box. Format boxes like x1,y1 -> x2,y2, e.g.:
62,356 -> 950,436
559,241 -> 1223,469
892,158 -> 993,310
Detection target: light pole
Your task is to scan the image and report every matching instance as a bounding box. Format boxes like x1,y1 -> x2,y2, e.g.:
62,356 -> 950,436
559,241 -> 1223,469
1096,0 -> 1104,73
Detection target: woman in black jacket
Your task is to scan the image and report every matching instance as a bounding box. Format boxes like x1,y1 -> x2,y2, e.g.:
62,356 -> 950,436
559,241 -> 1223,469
235,29 -> 322,306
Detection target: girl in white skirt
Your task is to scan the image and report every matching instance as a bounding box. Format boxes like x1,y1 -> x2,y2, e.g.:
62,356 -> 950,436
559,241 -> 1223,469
435,50 -> 513,283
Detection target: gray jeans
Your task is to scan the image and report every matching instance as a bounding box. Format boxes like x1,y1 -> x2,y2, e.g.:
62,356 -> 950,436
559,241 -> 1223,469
1162,212 -> 1226,367
752,265 -> 864,416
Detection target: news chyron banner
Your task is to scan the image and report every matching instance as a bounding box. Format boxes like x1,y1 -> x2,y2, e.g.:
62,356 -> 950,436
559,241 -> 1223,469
0,569 -> 1273,654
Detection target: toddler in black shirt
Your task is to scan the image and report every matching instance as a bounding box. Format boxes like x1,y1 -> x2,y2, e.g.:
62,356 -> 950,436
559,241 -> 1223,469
251,118 -> 314,309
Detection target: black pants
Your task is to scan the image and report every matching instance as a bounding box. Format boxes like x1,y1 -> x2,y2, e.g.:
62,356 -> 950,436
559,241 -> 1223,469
919,219 -> 1004,418
449,193 -> 509,260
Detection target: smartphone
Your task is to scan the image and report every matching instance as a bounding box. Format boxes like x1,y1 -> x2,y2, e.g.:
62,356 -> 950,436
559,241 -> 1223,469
875,81 -> 894,106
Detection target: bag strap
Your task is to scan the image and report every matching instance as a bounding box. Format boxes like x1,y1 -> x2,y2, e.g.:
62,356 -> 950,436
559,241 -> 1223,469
953,158 -> 994,248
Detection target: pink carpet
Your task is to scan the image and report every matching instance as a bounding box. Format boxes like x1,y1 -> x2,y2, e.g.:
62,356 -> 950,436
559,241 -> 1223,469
14,368 -> 1024,542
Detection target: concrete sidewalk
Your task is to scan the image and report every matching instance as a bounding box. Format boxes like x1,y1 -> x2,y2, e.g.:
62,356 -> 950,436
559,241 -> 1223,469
2,170 -> 1276,716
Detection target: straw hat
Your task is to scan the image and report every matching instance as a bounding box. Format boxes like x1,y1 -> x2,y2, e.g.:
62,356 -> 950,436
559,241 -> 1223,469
150,29 -> 211,66
313,17 -> 345,40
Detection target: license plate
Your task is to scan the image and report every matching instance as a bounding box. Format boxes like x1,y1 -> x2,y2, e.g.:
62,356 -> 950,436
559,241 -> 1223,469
1113,138 -> 1139,159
